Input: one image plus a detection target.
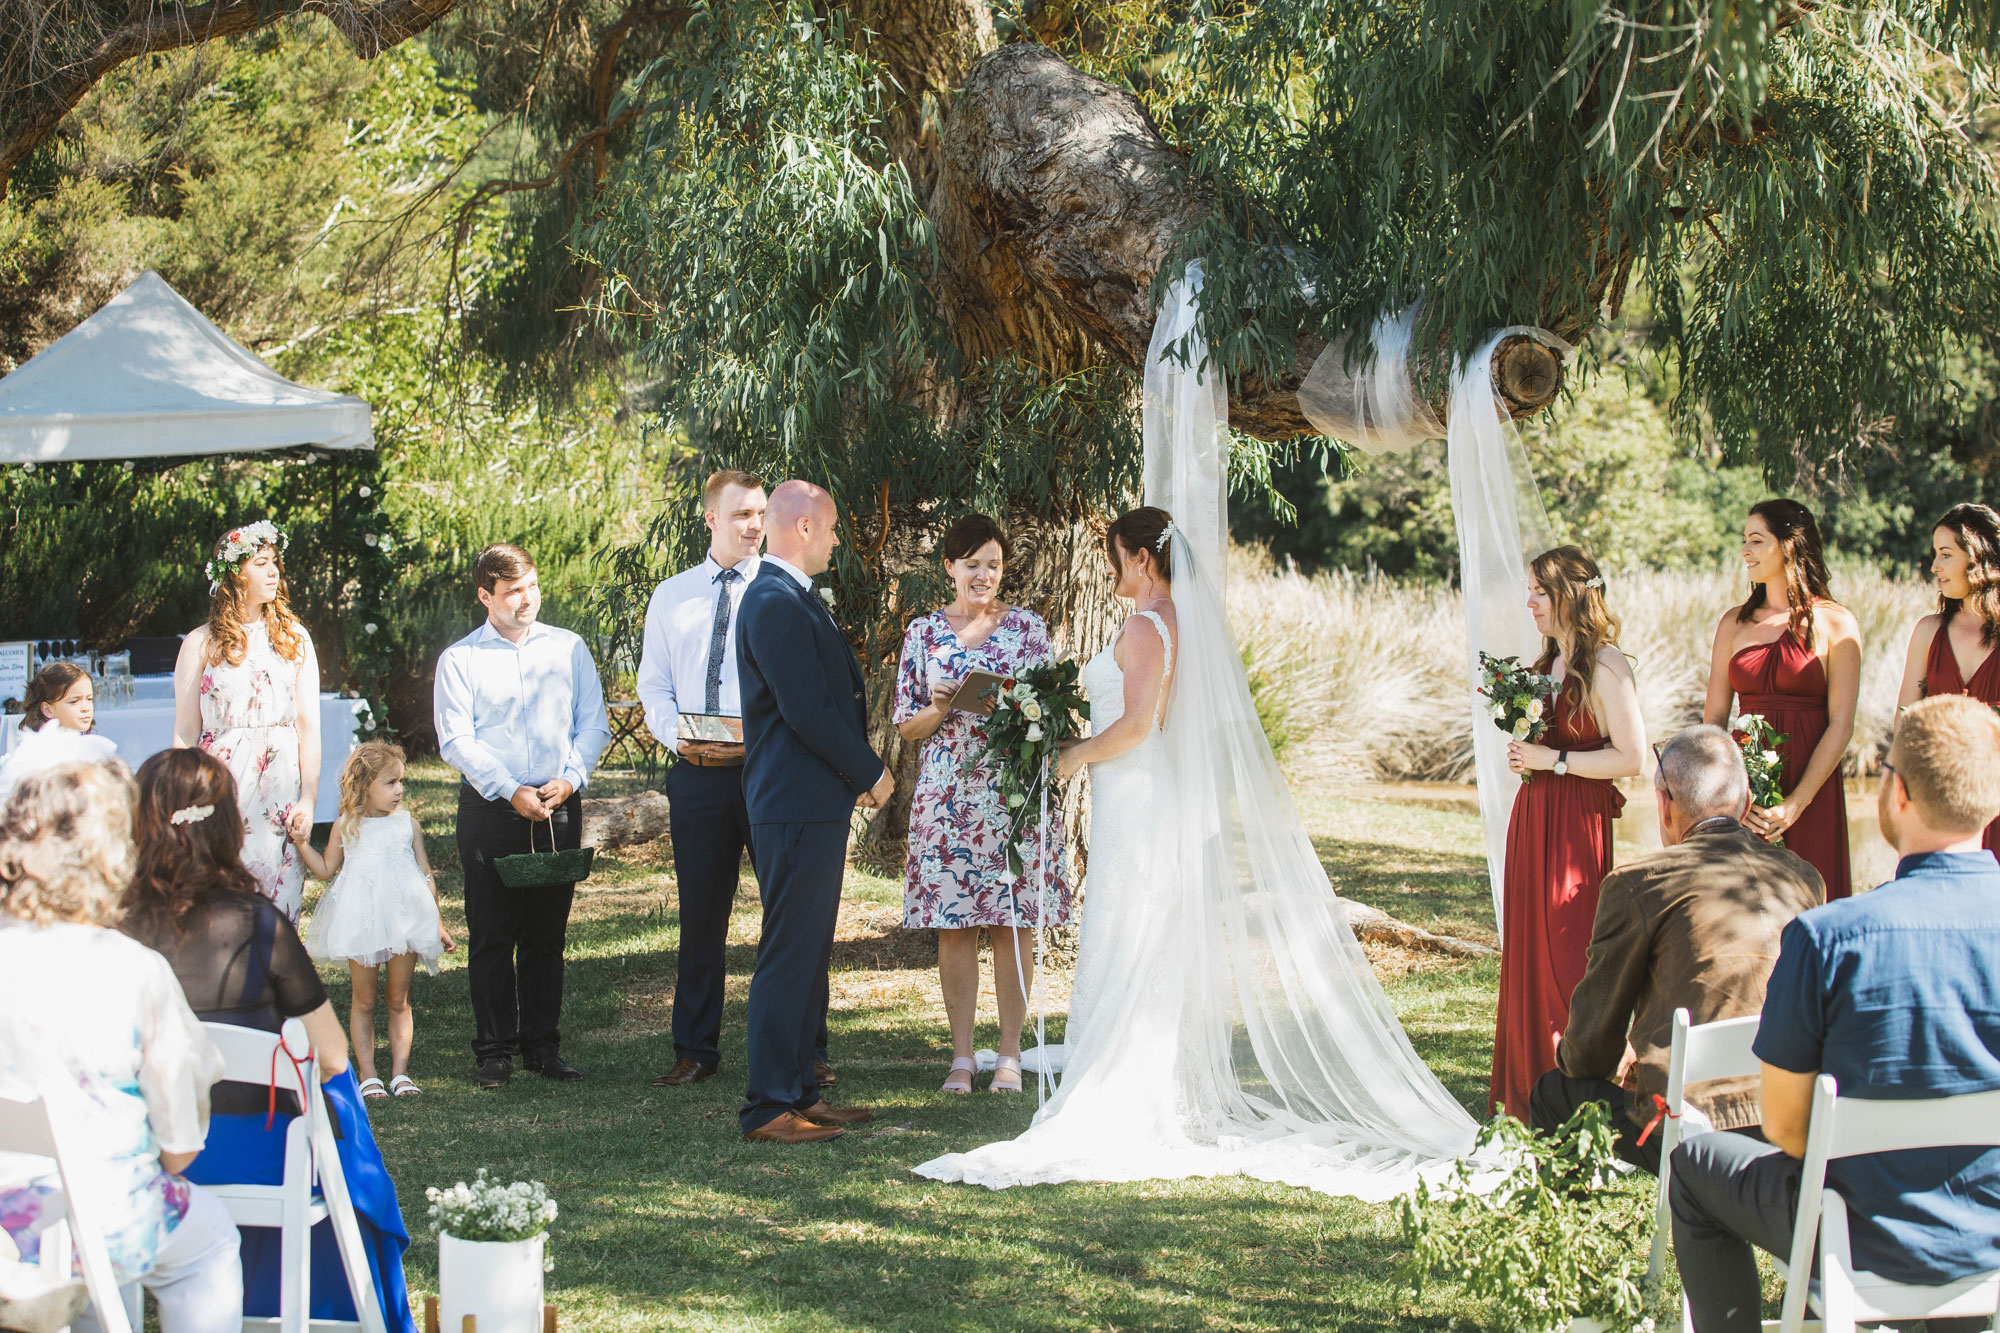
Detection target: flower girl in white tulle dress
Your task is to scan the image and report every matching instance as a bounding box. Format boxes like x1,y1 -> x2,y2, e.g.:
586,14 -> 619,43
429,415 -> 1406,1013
293,741 -> 454,1098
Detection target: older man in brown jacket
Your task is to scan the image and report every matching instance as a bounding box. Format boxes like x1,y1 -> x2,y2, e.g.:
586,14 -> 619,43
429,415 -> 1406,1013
1529,724 -> 1824,1172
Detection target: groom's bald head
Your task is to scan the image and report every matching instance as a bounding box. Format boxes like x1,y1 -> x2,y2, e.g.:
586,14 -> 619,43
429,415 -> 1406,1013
765,480 -> 841,575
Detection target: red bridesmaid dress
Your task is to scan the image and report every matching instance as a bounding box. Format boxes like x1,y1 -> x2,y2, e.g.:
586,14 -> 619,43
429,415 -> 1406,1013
1919,618 -> 2000,856
1728,631 -> 1851,900
1490,677 -> 1625,1121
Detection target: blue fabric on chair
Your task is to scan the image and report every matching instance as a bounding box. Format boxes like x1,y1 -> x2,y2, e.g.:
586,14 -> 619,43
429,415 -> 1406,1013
185,1067 -> 417,1332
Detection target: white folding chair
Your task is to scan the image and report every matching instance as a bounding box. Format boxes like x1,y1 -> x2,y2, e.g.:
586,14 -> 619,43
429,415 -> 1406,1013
0,1091 -> 134,1333
1775,1075 -> 2000,1333
1647,1008 -> 1763,1291
198,1020 -> 388,1333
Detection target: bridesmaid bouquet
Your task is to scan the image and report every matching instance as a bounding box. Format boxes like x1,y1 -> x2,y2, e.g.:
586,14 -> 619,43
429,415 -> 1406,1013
1478,652 -> 1560,780
1730,713 -> 1789,836
973,660 -> 1089,879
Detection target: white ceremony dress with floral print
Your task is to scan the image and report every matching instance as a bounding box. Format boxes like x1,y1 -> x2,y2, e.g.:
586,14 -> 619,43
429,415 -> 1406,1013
200,621 -> 309,918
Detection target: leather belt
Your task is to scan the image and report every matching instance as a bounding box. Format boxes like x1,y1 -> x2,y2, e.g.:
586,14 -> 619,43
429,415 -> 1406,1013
679,753 -> 744,769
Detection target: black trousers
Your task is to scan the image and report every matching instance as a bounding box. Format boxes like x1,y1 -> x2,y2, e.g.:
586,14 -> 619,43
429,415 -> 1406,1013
1528,1069 -> 1664,1175
663,763 -> 829,1070
458,785 -> 582,1065
740,820 -> 847,1133
1669,1130 -> 1988,1333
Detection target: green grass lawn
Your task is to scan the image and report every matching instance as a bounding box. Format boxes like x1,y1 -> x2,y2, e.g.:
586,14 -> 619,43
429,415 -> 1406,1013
312,764 -> 1664,1332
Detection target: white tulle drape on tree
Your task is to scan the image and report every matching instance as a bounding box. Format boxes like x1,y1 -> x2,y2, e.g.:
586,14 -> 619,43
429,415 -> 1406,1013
1298,307 -> 1565,923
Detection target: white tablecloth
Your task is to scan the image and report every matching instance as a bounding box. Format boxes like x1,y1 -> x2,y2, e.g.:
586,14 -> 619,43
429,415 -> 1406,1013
3,675 -> 365,823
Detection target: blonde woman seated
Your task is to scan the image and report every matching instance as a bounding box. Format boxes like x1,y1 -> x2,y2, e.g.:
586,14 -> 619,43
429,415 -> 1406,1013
0,763 -> 240,1332
893,515 -> 1070,1094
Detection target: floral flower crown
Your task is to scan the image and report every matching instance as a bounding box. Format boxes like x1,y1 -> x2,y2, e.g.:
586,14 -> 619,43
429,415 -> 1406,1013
205,521 -> 289,594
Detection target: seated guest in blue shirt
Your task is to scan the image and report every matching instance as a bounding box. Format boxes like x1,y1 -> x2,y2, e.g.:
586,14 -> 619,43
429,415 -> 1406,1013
1670,693 -> 2000,1332
435,544 -> 610,1089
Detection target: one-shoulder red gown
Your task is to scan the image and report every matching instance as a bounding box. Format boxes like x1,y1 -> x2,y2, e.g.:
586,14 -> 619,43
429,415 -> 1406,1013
1919,617 -> 2000,856
1728,632 -> 1851,900
1489,678 -> 1625,1121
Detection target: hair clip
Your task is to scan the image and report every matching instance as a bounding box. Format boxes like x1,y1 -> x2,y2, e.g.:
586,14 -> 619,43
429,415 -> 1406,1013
170,804 -> 216,826
1155,520 -> 1178,552
1584,575 -> 1605,589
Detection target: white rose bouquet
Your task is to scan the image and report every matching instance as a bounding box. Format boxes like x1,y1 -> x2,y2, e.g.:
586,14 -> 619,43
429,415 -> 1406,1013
1477,651 -> 1561,783
970,659 -> 1089,878
426,1169 -> 558,1246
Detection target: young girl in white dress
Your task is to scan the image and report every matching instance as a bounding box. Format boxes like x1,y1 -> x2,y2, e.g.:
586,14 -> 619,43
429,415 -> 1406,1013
293,741 -> 454,1098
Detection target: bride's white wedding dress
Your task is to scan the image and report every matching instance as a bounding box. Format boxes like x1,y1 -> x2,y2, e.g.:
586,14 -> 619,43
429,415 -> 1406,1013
912,267 -> 1489,1202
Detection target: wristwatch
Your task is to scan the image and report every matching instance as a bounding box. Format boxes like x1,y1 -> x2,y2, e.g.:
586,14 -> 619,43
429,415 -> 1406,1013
1553,750 -> 1570,777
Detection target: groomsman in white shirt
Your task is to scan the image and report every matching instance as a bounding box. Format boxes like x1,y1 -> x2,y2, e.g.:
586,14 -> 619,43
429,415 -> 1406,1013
435,543 -> 611,1089
637,470 -> 838,1089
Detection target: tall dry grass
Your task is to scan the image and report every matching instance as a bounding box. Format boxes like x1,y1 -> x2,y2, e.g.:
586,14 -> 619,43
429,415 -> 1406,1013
1228,553 -> 1934,786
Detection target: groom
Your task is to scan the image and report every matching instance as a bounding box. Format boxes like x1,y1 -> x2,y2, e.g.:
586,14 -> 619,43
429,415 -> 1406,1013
734,480 -> 892,1142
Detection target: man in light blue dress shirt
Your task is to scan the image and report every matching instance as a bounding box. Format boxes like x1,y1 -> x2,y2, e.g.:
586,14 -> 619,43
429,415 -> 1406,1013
638,469 -> 845,1090
435,543 -> 610,1089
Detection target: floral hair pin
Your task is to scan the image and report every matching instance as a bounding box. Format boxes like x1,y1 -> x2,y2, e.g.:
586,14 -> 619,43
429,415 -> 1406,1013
1155,520 -> 1178,552
1584,575 -> 1605,590
205,520 -> 290,594
170,804 -> 216,826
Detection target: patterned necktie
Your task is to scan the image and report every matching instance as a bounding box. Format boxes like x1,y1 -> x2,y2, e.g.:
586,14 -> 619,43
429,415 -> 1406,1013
704,566 -> 741,714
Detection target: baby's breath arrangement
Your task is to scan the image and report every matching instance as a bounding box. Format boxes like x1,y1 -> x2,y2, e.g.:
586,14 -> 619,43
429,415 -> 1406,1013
426,1169 -> 558,1245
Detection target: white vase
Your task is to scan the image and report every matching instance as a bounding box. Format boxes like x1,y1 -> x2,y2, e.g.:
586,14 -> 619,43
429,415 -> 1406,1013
438,1232 -> 544,1333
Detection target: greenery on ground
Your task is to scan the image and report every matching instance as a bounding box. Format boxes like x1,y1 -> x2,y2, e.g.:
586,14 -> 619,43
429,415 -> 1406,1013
336,760 -> 1682,1331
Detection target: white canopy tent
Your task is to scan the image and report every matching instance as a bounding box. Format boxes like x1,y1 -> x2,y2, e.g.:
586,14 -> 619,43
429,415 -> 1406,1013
0,270 -> 372,462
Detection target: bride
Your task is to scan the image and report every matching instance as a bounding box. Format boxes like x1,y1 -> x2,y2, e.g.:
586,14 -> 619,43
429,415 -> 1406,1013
913,276 -> 1487,1202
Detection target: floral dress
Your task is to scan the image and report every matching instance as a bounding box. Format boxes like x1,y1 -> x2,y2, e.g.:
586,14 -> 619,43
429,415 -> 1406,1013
894,606 -> 1071,929
200,620 -> 313,919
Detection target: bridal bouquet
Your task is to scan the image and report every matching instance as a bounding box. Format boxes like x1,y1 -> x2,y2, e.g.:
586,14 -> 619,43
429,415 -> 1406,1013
1478,652 -> 1560,780
1730,713 -> 1789,837
973,660 -> 1089,879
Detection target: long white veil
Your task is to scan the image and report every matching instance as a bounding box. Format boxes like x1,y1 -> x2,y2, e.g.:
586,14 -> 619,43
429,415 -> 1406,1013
914,264 -> 1486,1199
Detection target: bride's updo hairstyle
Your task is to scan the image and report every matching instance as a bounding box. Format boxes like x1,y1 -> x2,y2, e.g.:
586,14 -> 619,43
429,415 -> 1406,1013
1106,507 -> 1174,583
207,532 -> 306,668
1531,545 -> 1622,723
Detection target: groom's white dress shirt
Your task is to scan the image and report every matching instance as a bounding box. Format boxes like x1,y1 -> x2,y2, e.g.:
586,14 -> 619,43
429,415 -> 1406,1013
435,619 -> 611,802
636,553 -> 761,747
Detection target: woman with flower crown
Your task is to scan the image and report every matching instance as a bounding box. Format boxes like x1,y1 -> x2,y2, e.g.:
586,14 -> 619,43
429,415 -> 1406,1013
171,521 -> 321,919
1489,546 -> 1645,1124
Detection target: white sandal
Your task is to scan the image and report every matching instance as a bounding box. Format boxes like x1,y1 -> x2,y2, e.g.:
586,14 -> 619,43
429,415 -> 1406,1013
941,1057 -> 975,1094
358,1077 -> 388,1099
389,1075 -> 421,1097
990,1056 -> 1023,1094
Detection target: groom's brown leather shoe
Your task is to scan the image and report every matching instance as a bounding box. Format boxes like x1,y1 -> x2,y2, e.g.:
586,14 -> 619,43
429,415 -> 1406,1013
798,1100 -> 872,1127
744,1111 -> 844,1143
651,1058 -> 716,1086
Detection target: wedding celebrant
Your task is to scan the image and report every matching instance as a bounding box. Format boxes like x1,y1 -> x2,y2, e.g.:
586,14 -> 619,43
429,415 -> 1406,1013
893,513 -> 1069,1096
435,543 -> 610,1089
172,521 -> 321,920
733,480 -> 890,1143
637,469 -> 836,1090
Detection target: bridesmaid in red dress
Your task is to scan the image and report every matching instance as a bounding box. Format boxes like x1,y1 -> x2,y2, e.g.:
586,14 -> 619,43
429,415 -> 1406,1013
1703,499 -> 1861,900
1897,503 -> 2000,856
1490,546 -> 1645,1121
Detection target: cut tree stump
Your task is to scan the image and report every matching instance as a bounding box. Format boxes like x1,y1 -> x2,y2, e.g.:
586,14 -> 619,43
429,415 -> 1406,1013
580,792 -> 672,849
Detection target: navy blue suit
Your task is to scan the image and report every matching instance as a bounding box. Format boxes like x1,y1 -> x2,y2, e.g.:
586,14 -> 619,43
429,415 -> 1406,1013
734,561 -> 882,1131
